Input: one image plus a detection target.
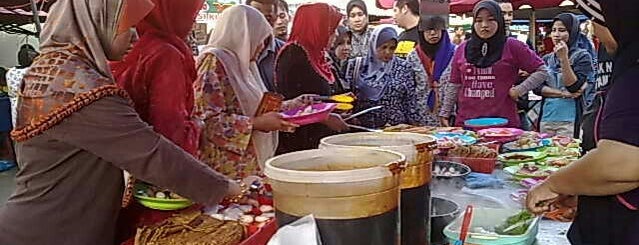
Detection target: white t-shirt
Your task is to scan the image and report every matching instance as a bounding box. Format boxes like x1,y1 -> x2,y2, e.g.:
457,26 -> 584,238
6,67 -> 28,127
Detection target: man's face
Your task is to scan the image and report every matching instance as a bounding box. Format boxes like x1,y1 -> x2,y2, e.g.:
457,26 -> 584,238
348,6 -> 367,32
393,4 -> 408,29
499,2 -> 514,31
274,4 -> 289,39
249,1 -> 276,26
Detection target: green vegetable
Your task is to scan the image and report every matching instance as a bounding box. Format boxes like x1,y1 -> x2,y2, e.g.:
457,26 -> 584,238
494,210 -> 534,235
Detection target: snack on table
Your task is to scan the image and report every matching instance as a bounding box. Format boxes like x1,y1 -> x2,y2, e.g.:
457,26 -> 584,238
448,145 -> 498,158
136,184 -> 186,200
515,164 -> 556,177
503,154 -> 535,161
545,157 -> 574,167
506,138 -> 541,150
134,210 -> 244,245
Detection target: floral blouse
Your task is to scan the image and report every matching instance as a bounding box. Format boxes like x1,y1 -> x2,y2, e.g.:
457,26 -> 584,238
405,50 -> 453,126
193,54 -> 258,179
353,59 -> 425,129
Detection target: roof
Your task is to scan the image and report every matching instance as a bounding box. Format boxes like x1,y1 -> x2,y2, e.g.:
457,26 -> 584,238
0,0 -> 54,35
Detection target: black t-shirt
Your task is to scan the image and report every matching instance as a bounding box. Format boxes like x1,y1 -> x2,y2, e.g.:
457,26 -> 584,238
395,27 -> 419,59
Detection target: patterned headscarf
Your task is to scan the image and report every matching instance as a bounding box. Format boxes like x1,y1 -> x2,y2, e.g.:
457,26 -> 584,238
11,0 -> 153,142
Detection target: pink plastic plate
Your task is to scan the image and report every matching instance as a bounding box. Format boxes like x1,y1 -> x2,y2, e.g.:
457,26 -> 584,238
280,103 -> 337,126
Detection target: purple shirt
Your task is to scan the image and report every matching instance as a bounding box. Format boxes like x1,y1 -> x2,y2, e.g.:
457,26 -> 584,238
450,38 -> 544,127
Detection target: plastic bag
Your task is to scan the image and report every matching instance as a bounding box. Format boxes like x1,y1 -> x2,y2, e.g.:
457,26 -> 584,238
267,214 -> 322,245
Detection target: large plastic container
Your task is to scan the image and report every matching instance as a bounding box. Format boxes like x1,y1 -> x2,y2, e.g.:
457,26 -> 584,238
320,132 -> 437,245
264,148 -> 405,245
443,208 -> 540,245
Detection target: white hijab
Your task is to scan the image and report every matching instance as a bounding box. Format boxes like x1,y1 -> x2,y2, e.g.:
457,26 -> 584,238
200,5 -> 276,168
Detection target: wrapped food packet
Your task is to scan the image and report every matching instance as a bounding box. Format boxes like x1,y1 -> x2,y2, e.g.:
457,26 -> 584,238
267,215 -> 322,245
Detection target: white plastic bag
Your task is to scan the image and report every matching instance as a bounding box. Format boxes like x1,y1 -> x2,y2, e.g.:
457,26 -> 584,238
267,214 -> 322,245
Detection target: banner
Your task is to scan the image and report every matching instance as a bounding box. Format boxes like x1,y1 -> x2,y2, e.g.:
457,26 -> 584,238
420,0 -> 450,30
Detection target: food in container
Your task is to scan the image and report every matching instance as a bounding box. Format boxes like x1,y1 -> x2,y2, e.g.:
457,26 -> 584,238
498,151 -> 547,165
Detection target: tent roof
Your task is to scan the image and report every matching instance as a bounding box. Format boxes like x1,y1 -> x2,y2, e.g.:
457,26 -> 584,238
0,0 -> 54,35
450,0 -> 575,14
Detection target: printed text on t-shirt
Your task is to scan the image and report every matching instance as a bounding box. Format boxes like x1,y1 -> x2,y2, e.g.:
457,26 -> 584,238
464,66 -> 496,100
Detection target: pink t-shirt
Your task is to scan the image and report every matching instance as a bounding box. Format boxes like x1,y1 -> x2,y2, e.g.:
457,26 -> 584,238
451,38 -> 544,128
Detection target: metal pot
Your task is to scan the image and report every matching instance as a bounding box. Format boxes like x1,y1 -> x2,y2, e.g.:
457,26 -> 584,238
432,161 -> 471,189
430,196 -> 460,245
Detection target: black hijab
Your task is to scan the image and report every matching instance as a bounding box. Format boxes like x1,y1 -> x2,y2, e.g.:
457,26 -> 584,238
465,0 -> 507,68
419,16 -> 447,58
553,13 -> 580,49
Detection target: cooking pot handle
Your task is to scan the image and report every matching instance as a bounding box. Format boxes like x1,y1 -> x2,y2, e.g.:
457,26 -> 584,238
384,160 -> 406,175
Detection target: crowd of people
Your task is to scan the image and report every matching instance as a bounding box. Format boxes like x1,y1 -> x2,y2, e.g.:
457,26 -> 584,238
0,0 -> 637,244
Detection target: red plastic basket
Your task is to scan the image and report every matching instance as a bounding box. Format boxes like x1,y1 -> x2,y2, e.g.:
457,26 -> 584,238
240,219 -> 278,245
439,156 -> 497,174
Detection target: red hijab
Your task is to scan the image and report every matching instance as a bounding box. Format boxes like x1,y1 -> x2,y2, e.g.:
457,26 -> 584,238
284,3 -> 342,83
112,0 -> 204,155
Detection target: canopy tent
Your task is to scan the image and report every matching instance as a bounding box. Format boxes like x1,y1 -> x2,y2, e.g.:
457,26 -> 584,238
450,0 -> 575,14
0,0 -> 53,35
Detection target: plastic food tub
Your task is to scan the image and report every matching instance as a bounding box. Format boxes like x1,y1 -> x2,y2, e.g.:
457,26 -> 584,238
439,156 -> 497,174
280,103 -> 336,126
444,208 -> 540,245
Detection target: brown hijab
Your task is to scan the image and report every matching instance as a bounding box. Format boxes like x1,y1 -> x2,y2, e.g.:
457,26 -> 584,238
11,0 -> 154,142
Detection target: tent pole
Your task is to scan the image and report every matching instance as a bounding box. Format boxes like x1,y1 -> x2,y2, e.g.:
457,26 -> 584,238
30,0 -> 42,35
530,9 -> 536,51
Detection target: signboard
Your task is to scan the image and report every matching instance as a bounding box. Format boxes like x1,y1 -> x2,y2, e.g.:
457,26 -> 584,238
420,0 -> 450,30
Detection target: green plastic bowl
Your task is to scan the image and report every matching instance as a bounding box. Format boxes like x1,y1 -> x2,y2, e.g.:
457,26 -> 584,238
134,194 -> 193,211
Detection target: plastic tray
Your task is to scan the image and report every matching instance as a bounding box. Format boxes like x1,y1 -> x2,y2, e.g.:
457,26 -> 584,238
281,103 -> 336,126
439,156 -> 497,174
444,208 -> 540,245
240,219 -> 278,245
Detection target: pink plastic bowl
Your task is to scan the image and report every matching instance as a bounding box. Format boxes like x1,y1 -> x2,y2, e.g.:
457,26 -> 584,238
280,103 -> 337,126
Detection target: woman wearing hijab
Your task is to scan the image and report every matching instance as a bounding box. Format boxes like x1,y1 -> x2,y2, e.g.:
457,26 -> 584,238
328,25 -> 353,94
0,0 -> 238,244
113,0 -> 203,156
535,13 -> 594,138
195,5 -> 312,179
275,3 -> 348,154
406,16 -> 456,126
347,0 -> 372,58
349,25 -> 423,129
527,0 -> 639,244
440,0 -> 548,128
111,0 -> 205,240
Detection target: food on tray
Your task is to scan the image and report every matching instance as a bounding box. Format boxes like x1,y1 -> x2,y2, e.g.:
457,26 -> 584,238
448,145 -> 498,158
294,105 -> 319,116
136,184 -> 186,200
541,146 -> 581,157
515,164 -> 556,177
545,157 -> 574,167
551,136 -> 581,148
506,138 -> 541,150
383,124 -> 473,136
437,137 -> 467,148
134,210 -> 244,245
494,210 -> 535,235
504,154 -> 534,161
433,165 -> 462,176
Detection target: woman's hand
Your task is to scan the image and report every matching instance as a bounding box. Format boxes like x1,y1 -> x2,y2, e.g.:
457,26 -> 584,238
322,113 -> 349,132
554,41 -> 570,61
253,112 -> 298,132
526,182 -> 560,215
509,87 -> 520,101
282,94 -> 318,111
439,117 -> 450,127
